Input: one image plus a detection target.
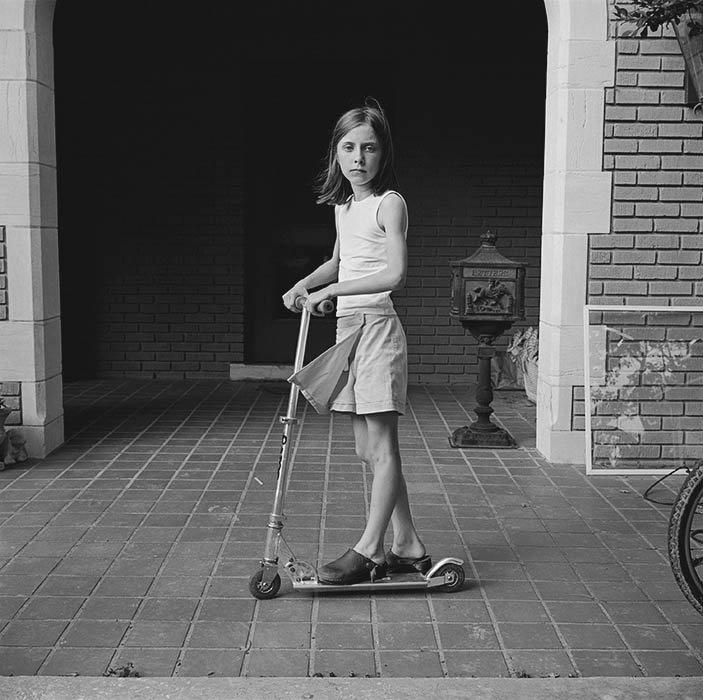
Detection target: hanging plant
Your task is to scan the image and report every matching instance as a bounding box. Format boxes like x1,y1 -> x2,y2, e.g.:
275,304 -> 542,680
614,1 -> 703,110
613,1 -> 703,37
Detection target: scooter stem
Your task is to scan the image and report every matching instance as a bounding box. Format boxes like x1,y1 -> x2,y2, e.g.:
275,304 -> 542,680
262,307 -> 312,567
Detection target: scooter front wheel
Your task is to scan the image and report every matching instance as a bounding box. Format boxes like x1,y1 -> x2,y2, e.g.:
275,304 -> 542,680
249,569 -> 281,600
433,563 -> 465,593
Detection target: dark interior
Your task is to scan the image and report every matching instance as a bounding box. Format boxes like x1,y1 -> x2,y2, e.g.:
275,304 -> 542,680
54,1 -> 547,377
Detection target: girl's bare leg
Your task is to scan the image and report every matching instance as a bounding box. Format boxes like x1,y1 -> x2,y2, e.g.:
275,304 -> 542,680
350,412 -> 425,564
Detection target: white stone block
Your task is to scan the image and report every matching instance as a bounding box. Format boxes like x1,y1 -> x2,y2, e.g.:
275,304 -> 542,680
552,40 -> 616,90
538,321 -> 585,387
536,373 -> 583,440
37,227 -> 60,319
0,166 -> 30,222
0,317 -> 61,380
0,0 -> 55,33
0,30 -> 29,79
536,424 -> 587,465
40,316 -> 61,379
19,414 -> 63,458
539,233 -> 588,326
544,88 -> 608,173
542,170 -> 612,235
6,225 -> 61,320
562,0 -> 609,42
34,1 -> 54,88
0,81 -> 30,162
33,81 -> 56,166
0,321 -> 34,378
21,374 -> 63,425
0,163 -> 57,226
0,0 -> 27,30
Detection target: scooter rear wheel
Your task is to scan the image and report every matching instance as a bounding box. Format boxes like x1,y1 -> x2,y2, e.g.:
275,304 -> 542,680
249,569 -> 281,600
433,563 -> 465,593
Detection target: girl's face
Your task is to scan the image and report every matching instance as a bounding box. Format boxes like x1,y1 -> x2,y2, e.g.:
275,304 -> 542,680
335,123 -> 381,198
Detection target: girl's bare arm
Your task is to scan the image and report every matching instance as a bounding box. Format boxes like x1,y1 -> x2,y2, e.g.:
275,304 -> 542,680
306,194 -> 407,308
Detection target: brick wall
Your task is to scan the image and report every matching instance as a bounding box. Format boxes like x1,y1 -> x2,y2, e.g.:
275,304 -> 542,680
598,11 -> 702,302
92,96 -> 245,379
585,309 -> 703,469
0,382 -> 21,426
86,147 -> 541,383
0,226 -> 7,321
396,160 -> 543,384
582,4 -> 703,466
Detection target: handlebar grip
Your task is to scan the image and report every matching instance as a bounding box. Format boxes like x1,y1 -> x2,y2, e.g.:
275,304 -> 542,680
293,297 -> 335,315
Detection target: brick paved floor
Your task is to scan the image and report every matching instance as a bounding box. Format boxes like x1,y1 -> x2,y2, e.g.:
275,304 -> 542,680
0,380 -> 701,678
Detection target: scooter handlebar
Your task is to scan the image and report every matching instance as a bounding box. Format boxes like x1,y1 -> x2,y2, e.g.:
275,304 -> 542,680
294,297 -> 335,315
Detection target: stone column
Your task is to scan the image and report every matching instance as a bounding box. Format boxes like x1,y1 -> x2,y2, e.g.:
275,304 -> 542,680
0,0 -> 63,457
538,0 -> 615,463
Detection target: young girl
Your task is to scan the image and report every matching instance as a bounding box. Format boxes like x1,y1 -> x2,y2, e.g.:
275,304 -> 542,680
282,98 -> 429,585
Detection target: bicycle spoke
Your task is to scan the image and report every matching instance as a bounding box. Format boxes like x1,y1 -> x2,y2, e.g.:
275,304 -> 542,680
668,461 -> 703,615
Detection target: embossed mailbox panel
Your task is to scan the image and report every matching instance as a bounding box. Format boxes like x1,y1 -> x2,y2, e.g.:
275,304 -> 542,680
450,229 -> 526,327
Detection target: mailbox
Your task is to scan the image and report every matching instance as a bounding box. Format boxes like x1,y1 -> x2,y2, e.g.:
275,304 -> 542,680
450,229 -> 525,335
448,229 -> 528,449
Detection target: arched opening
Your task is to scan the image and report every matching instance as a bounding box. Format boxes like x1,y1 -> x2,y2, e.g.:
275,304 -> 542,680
53,1 -> 547,386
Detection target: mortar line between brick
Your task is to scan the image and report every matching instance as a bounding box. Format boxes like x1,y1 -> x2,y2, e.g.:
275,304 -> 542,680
354,430 -> 384,677
94,383 -> 244,671
442,385 -> 585,676
62,378 -> 132,407
172,386 -> 277,676
0,380 -> 177,498
567,467 -> 703,670
33,381 -> 236,675
60,380 -> 147,440
307,402 -> 329,677
405,393 -> 449,677
213,391 -> 291,678
4,381 -> 203,588
63,381 -> 178,445
408,386 -> 510,677
537,466 -> 659,675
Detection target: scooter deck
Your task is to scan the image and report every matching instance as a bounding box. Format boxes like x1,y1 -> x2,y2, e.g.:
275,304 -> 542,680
292,572 -> 462,593
292,571 -> 431,593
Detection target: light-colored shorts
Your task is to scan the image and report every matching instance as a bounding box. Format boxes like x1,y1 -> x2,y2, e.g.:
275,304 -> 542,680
332,312 -> 407,415
289,311 -> 408,416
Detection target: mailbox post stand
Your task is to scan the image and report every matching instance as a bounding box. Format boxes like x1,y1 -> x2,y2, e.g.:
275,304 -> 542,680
448,230 -> 527,449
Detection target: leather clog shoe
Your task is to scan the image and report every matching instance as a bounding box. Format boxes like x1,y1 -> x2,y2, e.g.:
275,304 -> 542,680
318,548 -> 387,585
385,550 -> 432,575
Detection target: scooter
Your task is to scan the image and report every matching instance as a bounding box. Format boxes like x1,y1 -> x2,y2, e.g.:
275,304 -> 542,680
248,299 -> 465,599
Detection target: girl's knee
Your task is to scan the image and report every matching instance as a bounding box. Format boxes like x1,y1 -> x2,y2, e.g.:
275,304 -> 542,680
354,442 -> 369,464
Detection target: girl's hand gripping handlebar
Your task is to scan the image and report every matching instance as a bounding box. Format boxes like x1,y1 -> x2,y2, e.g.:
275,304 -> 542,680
294,296 -> 335,316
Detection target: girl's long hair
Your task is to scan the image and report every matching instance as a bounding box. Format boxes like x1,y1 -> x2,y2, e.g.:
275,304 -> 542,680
315,97 -> 398,206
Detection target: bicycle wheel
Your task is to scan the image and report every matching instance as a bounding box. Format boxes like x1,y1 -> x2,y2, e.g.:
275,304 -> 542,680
668,460 -> 703,616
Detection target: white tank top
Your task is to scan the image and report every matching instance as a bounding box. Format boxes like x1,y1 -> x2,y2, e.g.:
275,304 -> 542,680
335,190 -> 408,316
